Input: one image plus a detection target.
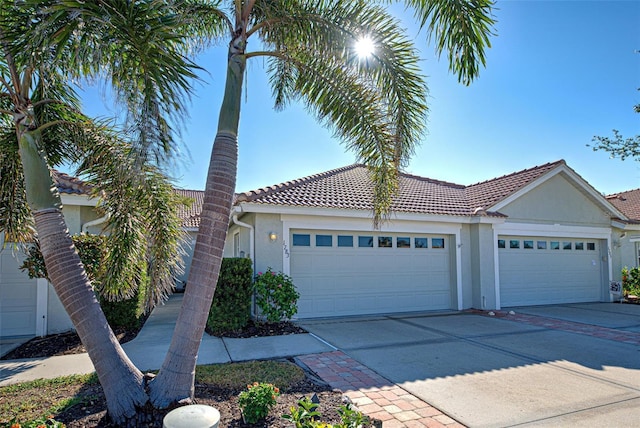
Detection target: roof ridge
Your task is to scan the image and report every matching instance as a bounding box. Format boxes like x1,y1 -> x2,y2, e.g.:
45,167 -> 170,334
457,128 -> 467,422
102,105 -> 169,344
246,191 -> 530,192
236,164 -> 362,202
466,159 -> 566,188
606,187 -> 640,199
399,170 -> 465,189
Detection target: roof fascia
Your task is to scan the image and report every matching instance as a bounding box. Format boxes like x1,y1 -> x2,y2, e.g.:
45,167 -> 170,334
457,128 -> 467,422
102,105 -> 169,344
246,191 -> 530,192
611,219 -> 640,231
61,194 -> 99,207
488,165 -> 628,220
236,202 -> 505,225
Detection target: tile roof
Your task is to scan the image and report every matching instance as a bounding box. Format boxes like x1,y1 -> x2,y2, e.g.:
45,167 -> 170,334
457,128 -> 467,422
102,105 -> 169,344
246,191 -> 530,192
465,160 -> 565,210
52,170 -> 205,228
607,188 -> 640,221
236,160 -> 569,217
173,189 -> 204,229
52,170 -> 94,195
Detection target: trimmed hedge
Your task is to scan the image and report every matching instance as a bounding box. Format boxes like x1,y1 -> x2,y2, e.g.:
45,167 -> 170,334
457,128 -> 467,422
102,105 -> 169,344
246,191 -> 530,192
207,257 -> 253,336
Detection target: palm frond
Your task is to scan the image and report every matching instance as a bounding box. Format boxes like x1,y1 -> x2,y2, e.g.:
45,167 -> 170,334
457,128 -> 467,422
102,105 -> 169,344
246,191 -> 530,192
254,0 -> 428,225
405,0 -> 497,85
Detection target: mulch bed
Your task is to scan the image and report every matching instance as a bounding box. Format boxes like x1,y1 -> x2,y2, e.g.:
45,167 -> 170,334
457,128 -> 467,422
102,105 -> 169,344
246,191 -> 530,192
54,376 -> 346,428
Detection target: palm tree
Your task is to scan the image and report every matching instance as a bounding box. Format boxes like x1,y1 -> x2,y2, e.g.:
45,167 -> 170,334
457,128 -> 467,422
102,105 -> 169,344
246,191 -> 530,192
5,0 -> 495,423
0,1 -> 190,422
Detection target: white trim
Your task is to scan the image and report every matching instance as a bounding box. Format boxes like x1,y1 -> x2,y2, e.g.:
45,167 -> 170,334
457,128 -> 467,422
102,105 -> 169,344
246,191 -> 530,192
239,202 -> 505,225
489,165 -> 627,220
455,228 -> 463,310
282,222 -> 291,275
60,194 -> 99,207
35,279 -> 48,337
493,226 -> 501,310
494,222 -> 611,239
613,220 -> 640,231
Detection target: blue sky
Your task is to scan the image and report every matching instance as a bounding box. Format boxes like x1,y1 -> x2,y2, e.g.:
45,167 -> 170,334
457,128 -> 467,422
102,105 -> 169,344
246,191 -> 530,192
80,0 -> 640,195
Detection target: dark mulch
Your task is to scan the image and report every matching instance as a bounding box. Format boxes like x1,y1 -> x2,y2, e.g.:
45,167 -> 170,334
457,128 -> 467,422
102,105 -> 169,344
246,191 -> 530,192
55,375 -> 347,428
210,319 -> 307,338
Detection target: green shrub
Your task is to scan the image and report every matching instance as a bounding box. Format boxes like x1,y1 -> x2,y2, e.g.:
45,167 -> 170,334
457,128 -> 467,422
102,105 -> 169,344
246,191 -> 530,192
238,382 -> 280,424
622,267 -> 640,297
207,258 -> 253,335
20,234 -> 146,330
254,268 -> 300,323
282,396 -> 372,427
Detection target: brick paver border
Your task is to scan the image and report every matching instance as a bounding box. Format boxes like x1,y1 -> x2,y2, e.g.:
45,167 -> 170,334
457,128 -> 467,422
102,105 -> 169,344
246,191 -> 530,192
298,351 -> 464,428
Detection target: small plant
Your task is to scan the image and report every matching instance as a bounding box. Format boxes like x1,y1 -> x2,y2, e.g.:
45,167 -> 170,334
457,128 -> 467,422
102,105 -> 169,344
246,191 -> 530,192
282,396 -> 321,427
237,382 -> 280,424
282,397 -> 371,427
622,266 -> 640,298
8,414 -> 66,427
253,268 -> 300,323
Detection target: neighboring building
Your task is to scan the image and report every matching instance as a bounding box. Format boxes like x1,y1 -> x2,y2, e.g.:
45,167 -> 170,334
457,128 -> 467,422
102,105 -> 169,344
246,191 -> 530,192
2,160 -> 638,340
0,171 -> 105,339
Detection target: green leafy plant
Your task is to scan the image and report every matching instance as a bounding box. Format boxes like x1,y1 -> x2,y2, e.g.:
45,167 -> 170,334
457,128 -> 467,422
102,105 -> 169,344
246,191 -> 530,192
622,267 -> 640,297
282,397 -> 372,428
282,396 -> 321,427
253,268 -> 300,323
207,258 -> 253,335
237,382 -> 280,424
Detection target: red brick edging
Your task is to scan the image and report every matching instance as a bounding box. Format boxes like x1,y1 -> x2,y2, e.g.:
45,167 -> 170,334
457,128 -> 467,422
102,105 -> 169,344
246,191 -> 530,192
298,351 -> 463,428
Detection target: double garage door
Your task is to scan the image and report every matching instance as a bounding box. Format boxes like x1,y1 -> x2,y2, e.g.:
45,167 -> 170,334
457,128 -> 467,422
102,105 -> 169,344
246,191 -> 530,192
290,230 -> 454,318
0,250 -> 37,337
499,235 -> 603,307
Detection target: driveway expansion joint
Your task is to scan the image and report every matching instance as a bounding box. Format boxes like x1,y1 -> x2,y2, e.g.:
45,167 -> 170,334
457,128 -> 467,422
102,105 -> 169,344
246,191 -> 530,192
298,351 -> 464,427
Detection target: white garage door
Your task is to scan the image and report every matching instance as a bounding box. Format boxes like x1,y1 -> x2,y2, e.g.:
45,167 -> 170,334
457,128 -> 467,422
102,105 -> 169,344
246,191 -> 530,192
0,250 -> 37,337
290,230 -> 453,318
499,236 -> 603,307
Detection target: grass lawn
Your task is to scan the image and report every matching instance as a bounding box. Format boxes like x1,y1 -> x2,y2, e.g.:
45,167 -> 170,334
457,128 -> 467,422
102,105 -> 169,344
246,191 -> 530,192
0,360 -> 352,427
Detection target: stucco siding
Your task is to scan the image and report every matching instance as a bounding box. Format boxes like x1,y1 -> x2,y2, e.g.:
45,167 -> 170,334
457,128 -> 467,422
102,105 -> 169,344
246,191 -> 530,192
469,223 -> 498,309
253,213 -> 284,275
47,283 -> 73,334
500,174 -> 610,226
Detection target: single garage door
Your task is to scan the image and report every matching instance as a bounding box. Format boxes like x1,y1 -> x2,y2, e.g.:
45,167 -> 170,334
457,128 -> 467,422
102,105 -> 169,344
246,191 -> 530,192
290,230 -> 453,318
499,236 -> 603,307
0,249 -> 37,337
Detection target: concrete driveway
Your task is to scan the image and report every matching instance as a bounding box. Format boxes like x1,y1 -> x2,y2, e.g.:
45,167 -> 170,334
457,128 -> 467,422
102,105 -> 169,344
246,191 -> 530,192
300,303 -> 640,427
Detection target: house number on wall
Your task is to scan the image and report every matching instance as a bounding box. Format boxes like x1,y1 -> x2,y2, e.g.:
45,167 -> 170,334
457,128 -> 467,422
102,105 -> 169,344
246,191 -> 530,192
283,241 -> 290,259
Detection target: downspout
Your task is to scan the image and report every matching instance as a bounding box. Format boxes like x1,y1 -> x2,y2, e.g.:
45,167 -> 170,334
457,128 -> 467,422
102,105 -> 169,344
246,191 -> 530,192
81,214 -> 109,233
232,211 -> 256,316
232,212 -> 255,274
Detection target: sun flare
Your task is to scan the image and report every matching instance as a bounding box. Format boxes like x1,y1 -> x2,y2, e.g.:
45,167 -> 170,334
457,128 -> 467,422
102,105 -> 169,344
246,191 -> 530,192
355,36 -> 375,58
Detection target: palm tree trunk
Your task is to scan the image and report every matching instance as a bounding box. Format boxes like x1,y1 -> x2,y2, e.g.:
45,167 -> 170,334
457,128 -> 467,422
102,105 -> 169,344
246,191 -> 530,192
17,125 -> 148,425
149,39 -> 245,407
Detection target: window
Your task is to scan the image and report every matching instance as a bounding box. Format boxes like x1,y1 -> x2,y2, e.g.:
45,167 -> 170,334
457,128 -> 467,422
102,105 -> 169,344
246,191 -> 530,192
358,236 -> 373,247
337,235 -> 353,247
587,242 -> 596,251
537,241 -> 547,250
563,242 -> 572,250
498,239 -> 506,249
432,238 -> 445,249
316,234 -> 332,247
510,240 -> 520,249
523,240 -> 534,249
575,242 -> 584,250
378,236 -> 392,248
397,237 -> 411,248
551,241 -> 560,250
415,237 -> 428,248
292,234 -> 310,246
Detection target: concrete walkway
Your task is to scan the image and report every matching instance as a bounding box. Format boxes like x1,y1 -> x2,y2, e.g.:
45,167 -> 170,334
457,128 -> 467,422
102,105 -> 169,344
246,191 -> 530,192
0,294 -> 332,386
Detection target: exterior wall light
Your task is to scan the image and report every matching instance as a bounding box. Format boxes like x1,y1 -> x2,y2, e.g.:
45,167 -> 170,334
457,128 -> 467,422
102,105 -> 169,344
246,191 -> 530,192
268,232 -> 278,242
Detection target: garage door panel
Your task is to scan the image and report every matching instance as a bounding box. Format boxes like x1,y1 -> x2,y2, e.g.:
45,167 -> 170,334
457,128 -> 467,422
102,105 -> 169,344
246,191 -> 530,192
291,230 -> 453,318
1,250 -> 37,337
499,236 -> 602,307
